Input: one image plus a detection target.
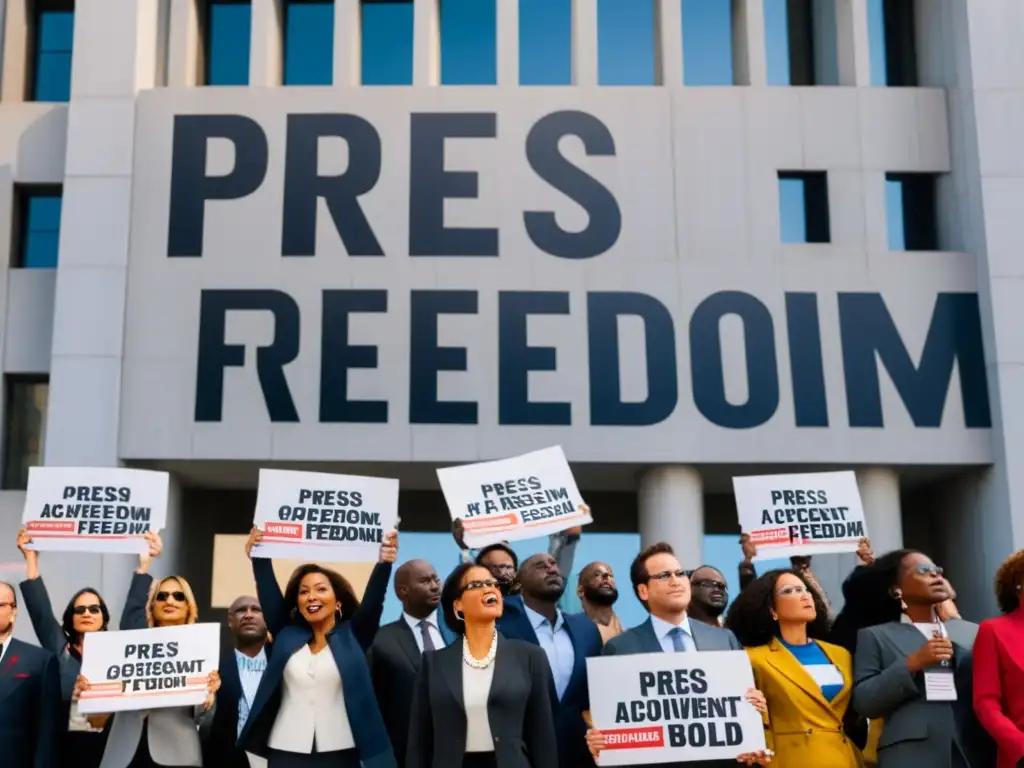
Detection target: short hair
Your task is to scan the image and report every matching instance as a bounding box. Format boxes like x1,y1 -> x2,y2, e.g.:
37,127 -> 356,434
147,576 -> 199,627
0,580 -> 16,606
995,550 -> 1024,614
475,542 -> 519,570
630,542 -> 676,605
62,588 -> 110,645
441,562 -> 484,635
688,565 -> 725,580
283,564 -> 360,627
724,569 -> 830,647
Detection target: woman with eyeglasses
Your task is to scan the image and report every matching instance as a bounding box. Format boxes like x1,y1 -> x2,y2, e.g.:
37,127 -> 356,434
74,531 -> 221,768
407,562 -> 558,768
850,550 -> 995,768
16,527 -> 113,768
237,525 -> 396,768
725,569 -> 864,768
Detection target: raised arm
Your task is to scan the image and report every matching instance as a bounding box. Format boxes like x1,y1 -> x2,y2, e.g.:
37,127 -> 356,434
524,646 -> 560,768
16,530 -> 66,653
405,653 -> 434,768
549,528 -> 580,581
351,531 -> 398,651
973,621 -> 1024,761
852,627 -> 921,719
120,531 -> 163,630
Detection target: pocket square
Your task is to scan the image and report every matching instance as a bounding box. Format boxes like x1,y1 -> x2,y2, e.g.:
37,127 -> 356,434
13,673 -> 29,679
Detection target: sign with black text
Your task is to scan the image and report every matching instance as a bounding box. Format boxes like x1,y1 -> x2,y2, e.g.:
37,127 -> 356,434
586,651 -> 765,765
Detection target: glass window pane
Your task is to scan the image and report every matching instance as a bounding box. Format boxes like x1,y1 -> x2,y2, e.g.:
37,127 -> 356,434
27,195 -> 62,231
682,0 -> 733,86
22,230 -> 59,268
764,0 -> 790,85
519,0 -> 571,86
886,178 -> 905,250
34,51 -> 72,101
598,0 -> 655,85
208,2 -> 252,86
361,1 -> 414,85
867,0 -> 887,85
440,0 -> 497,85
39,10 -> 74,53
779,177 -> 807,244
2,381 -> 48,491
284,1 -> 335,85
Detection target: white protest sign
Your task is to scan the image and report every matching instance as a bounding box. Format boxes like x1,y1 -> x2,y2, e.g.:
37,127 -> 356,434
437,446 -> 591,548
78,623 -> 220,714
21,467 -> 169,555
587,651 -> 765,765
733,470 -> 867,560
252,469 -> 399,562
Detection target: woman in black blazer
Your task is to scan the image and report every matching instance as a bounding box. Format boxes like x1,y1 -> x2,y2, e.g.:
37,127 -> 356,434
407,563 -> 558,768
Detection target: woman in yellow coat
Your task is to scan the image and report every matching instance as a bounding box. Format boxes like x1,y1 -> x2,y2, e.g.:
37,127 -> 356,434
725,569 -> 864,768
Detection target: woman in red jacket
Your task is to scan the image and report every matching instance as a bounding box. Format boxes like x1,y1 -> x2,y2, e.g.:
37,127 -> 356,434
974,549 -> 1024,768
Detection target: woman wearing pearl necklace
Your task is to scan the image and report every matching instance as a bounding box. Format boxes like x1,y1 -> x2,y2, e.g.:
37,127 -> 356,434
407,563 -> 559,768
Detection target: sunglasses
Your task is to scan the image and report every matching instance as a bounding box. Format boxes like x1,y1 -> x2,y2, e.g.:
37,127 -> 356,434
649,569 -> 688,582
155,591 -> 186,602
462,579 -> 500,593
692,579 -> 728,591
73,604 -> 103,616
914,564 -> 944,576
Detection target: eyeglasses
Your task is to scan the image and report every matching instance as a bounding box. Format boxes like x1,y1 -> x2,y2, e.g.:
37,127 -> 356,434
914,564 -> 944,576
648,569 -> 688,582
73,605 -> 103,615
692,579 -> 728,591
155,591 -> 186,602
462,579 -> 499,593
775,585 -> 810,597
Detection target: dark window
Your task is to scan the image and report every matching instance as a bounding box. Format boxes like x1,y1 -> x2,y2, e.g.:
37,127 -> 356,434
30,1 -> 74,102
284,0 -> 334,85
868,0 -> 917,86
203,0 -> 252,85
886,173 -> 938,251
682,0 -> 733,85
2,378 -> 48,491
440,0 -> 496,85
778,171 -> 830,244
519,0 -> 571,85
765,0 -> 836,85
361,1 -> 413,85
13,187 -> 62,268
598,0 -> 655,85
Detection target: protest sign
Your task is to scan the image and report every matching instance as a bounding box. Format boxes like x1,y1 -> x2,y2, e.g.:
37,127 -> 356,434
251,469 -> 399,562
78,623 -> 220,714
733,470 -> 867,560
21,467 -> 169,555
436,446 -> 591,548
587,651 -> 765,765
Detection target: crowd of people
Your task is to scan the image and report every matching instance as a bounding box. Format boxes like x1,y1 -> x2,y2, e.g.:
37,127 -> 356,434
2,521 -> 1024,768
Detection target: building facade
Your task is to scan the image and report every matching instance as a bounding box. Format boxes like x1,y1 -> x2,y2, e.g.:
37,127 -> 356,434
1,0 -> 1021,636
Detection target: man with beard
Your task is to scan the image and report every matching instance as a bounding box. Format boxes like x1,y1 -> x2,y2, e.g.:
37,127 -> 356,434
204,594 -> 271,768
368,559 -> 455,768
576,561 -> 624,643
687,565 -> 729,627
497,553 -> 602,768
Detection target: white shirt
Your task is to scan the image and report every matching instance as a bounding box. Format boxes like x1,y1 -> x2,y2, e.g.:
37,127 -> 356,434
269,645 -> 355,753
463,663 -> 496,753
523,604 -> 575,700
651,614 -> 696,653
403,610 -> 446,653
0,631 -> 10,667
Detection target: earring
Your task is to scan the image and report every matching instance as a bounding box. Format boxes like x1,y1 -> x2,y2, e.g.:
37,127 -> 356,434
770,613 -> 778,621
891,588 -> 908,612
454,609 -> 464,621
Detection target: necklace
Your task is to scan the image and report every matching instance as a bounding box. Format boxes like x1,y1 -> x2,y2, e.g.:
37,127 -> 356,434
462,630 -> 498,669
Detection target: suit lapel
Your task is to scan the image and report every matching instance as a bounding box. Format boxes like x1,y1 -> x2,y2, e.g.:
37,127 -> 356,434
0,639 -> 30,703
488,635 -> 512,708
639,619 -> 663,653
886,622 -> 934,659
394,621 -> 422,670
440,642 -> 465,712
562,615 -> 586,700
764,638 -> 843,723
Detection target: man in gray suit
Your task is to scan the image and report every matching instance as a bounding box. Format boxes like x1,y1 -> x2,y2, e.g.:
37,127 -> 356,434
591,543 -> 770,768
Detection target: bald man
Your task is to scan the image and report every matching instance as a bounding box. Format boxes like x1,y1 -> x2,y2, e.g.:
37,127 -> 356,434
577,561 -> 624,644
368,559 -> 454,768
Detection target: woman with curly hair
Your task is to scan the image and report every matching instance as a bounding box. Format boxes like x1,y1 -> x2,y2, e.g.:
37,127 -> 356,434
725,569 -> 863,767
973,549 -> 1024,768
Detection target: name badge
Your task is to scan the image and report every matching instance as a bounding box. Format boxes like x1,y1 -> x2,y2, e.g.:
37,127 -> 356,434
924,669 -> 957,701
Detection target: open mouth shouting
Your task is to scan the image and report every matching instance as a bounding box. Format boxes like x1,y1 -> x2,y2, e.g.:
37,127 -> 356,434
484,594 -> 499,606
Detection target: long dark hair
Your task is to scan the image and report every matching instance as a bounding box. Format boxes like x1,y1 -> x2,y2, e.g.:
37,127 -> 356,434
725,569 -> 831,647
829,549 -> 918,653
283,564 -> 360,627
62,588 -> 110,647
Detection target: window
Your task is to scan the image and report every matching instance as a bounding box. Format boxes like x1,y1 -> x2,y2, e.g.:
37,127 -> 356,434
886,174 -> 938,251
284,0 -> 334,85
440,0 -> 496,85
30,1 -> 74,102
519,0 -> 571,85
868,0 -> 917,86
778,171 -> 830,244
682,0 -> 733,86
361,1 -> 414,85
14,187 -> 62,268
598,0 -> 655,85
764,0 -> 836,86
2,378 -> 48,491
203,0 -> 252,85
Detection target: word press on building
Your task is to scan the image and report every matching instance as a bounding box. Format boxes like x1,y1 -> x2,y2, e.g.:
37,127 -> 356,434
0,0 -> 1021,628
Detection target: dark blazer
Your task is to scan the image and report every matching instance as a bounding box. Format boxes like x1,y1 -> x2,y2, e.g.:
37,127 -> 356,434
407,635 -> 559,768
854,619 -> 996,768
238,557 -> 395,768
497,596 -> 602,768
203,640 -> 273,768
0,637 -> 62,768
368,616 -> 457,767
602,617 -> 743,768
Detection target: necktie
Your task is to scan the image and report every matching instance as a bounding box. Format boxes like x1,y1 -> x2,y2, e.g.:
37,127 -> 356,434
419,620 -> 436,652
669,627 -> 687,652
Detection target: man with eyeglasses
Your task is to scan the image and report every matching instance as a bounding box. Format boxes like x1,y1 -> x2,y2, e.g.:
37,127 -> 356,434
688,565 -> 730,627
0,579 -> 61,768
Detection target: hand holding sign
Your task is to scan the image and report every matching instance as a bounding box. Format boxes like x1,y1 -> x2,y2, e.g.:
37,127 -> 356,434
245,526 -> 264,558
203,670 -> 221,712
379,530 -> 398,564
136,531 -> 163,575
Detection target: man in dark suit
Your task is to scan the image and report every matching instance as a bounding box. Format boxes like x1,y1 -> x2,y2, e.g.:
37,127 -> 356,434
202,594 -> 270,768
498,552 -> 602,768
596,543 -> 770,768
0,579 -> 61,768
368,559 -> 455,768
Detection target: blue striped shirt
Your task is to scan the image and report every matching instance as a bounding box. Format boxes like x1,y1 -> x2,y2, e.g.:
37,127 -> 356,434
235,647 -> 268,737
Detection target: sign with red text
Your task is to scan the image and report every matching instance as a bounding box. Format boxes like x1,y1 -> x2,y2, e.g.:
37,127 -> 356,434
21,467 -> 169,555
251,469 -> 398,562
733,470 -> 867,560
586,651 -> 764,765
437,446 -> 590,548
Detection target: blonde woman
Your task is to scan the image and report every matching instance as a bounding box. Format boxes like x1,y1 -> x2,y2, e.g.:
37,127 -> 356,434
74,532 -> 221,768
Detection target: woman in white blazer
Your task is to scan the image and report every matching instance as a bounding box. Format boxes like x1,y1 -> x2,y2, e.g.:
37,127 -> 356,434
74,532 -> 221,768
